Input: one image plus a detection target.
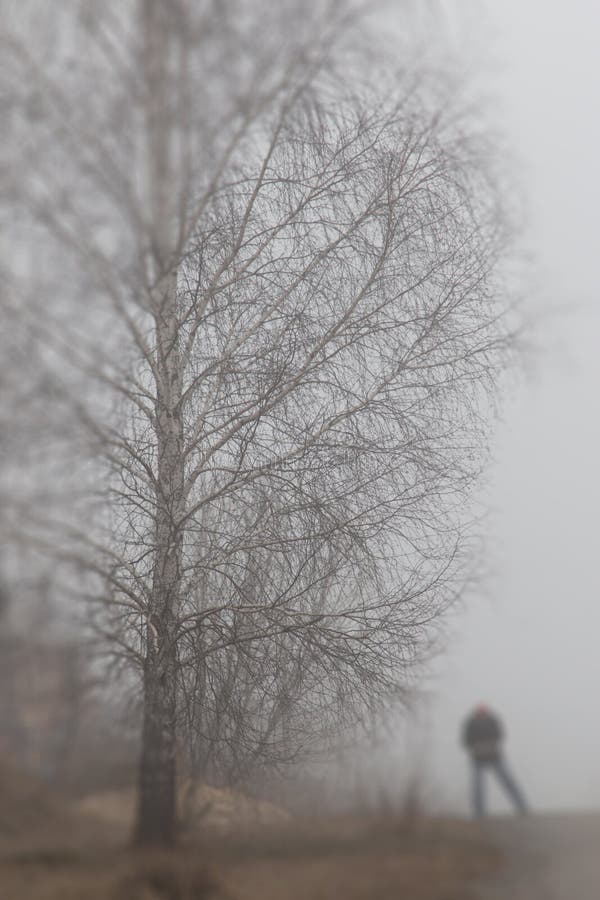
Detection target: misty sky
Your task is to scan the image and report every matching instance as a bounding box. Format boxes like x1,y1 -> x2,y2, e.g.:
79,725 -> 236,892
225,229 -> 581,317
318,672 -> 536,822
384,0 -> 600,814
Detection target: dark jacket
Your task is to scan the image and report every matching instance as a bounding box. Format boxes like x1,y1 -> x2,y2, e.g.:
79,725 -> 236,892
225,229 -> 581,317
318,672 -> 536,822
462,709 -> 503,763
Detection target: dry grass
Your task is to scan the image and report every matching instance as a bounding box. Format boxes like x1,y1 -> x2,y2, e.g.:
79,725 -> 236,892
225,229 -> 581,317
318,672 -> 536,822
0,763 -> 500,900
0,852 -> 223,900
0,818 -> 500,900
214,816 -> 500,900
77,783 -> 289,834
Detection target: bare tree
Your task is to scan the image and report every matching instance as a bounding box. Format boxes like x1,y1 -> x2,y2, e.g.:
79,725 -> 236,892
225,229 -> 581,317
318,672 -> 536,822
1,0 -> 515,844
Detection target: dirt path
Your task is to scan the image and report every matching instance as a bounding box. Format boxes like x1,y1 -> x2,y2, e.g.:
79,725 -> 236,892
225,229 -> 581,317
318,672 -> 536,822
479,812 -> 600,899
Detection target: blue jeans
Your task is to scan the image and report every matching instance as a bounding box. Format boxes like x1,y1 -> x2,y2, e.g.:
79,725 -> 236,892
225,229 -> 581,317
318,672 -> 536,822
471,757 -> 527,818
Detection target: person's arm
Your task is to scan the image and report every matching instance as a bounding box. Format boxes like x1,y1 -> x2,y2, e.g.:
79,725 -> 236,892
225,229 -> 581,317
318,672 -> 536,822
461,719 -> 472,748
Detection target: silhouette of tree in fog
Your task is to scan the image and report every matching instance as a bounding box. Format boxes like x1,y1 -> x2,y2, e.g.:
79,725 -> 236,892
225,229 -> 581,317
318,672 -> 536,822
1,0 -> 516,844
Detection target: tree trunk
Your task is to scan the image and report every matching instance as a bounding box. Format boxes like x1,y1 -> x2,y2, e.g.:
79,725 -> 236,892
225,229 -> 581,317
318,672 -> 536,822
135,264 -> 184,845
134,0 -> 183,845
135,618 -> 178,844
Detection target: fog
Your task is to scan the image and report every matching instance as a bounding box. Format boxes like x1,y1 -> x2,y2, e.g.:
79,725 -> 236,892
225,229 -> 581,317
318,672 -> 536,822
387,0 -> 600,815
2,0 -> 600,841
7,6 -> 600,899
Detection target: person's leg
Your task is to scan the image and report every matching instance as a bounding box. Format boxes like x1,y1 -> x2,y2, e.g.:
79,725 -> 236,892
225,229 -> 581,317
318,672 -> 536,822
471,759 -> 485,818
492,757 -> 528,814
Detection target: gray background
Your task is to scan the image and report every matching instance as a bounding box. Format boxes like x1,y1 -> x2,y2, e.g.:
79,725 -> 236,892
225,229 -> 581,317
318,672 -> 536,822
384,0 -> 600,814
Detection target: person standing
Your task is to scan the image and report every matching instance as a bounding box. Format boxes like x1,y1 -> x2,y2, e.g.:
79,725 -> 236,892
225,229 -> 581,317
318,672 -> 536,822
461,704 -> 528,818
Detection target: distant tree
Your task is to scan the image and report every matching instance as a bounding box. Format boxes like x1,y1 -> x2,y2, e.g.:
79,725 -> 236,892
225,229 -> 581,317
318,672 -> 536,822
1,0 -> 515,844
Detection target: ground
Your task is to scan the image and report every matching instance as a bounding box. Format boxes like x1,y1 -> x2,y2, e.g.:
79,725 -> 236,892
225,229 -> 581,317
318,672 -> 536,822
0,819 -> 500,900
0,765 -> 499,900
480,812 -> 600,900
5,764 -> 599,899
